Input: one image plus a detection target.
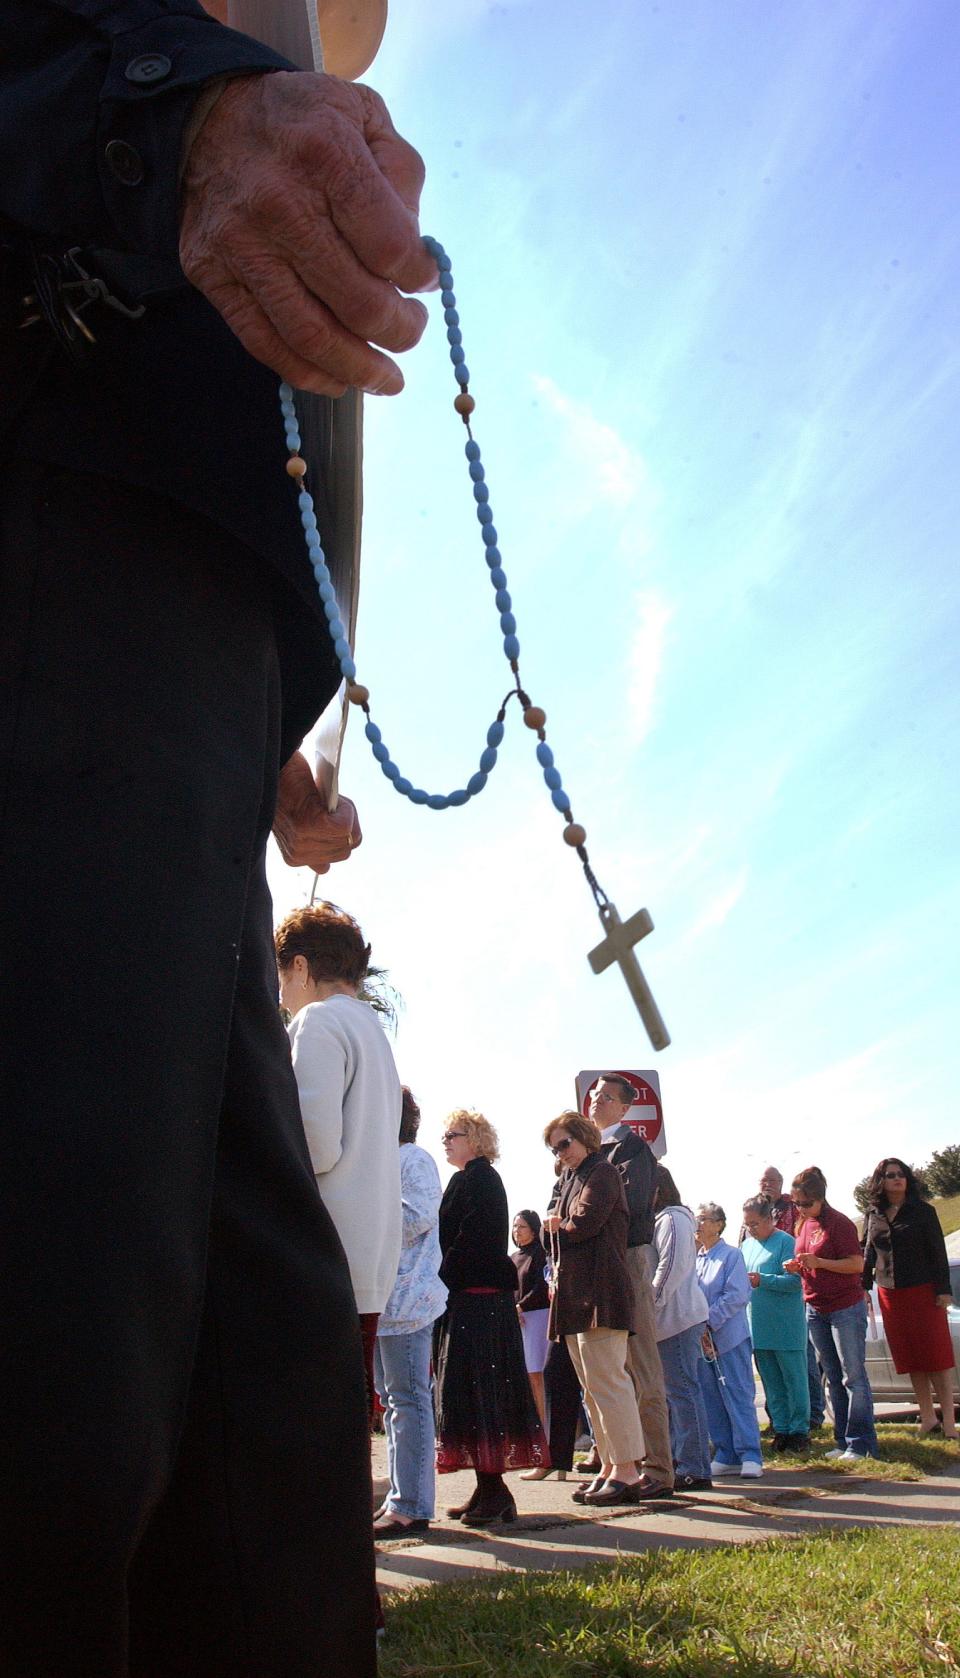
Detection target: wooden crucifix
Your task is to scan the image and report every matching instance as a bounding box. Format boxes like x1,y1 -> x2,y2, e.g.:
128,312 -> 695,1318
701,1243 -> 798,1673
588,902 -> 671,1052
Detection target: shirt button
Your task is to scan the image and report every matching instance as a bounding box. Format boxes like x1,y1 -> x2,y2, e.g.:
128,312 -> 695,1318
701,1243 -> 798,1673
104,140 -> 145,186
124,53 -> 173,84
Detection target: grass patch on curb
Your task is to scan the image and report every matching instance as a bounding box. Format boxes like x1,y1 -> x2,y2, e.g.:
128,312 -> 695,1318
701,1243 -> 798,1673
760,1421 -> 960,1481
379,1527 -> 960,1677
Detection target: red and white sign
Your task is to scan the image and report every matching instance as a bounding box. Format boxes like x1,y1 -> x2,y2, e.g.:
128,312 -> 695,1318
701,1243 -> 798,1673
575,1069 -> 666,1158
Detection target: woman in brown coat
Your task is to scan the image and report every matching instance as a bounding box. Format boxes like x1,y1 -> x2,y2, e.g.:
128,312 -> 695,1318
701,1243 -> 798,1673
542,1112 -> 644,1505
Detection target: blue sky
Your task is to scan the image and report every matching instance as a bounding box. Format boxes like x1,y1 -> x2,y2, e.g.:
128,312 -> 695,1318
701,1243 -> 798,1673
270,0 -> 959,1223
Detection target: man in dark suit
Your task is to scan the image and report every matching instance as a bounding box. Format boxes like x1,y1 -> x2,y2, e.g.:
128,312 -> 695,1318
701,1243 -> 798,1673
585,1075 -> 675,1496
0,4 -> 434,1673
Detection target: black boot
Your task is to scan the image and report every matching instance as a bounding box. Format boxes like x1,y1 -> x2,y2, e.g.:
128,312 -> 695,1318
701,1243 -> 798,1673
459,1472 -> 517,1527
446,1479 -> 482,1520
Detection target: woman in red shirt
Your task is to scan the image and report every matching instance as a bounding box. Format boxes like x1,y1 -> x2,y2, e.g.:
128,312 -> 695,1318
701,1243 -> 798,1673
784,1165 -> 878,1460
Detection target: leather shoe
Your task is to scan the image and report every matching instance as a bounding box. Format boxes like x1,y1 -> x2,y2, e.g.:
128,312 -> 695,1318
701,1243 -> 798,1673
583,1478 -> 644,1506
577,1450 -> 602,1473
571,1476 -> 605,1503
460,1496 -> 516,1528
373,1516 -> 430,1539
674,1475 -> 713,1492
633,1476 -> 674,1499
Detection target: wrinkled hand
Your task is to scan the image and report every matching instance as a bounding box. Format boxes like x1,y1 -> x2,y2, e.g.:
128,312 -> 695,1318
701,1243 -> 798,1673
273,750 -> 361,871
180,71 -> 437,395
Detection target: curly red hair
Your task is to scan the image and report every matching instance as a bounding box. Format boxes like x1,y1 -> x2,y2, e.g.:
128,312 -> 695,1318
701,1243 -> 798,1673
274,902 -> 370,987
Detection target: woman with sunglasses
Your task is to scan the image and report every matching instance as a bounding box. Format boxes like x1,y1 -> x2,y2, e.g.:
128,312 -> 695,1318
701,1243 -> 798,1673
785,1165 -> 878,1460
433,1112 -> 547,1526
541,1112 -> 644,1505
861,1158 -> 958,1440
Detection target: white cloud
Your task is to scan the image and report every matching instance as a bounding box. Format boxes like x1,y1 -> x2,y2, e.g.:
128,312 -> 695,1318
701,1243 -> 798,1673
681,868 -> 749,948
626,591 -> 673,744
531,373 -> 655,514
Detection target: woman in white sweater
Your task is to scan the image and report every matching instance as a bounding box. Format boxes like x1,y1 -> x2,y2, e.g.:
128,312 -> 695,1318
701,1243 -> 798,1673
651,1164 -> 712,1491
276,904 -> 402,1417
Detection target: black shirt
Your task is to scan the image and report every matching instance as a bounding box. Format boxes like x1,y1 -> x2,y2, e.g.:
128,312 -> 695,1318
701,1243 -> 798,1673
512,1240 -> 549,1313
862,1198 -> 951,1296
437,1158 -> 518,1294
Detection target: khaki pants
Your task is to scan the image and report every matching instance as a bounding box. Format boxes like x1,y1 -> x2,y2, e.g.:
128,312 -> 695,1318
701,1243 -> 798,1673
566,1328 -> 644,1465
625,1243 -> 674,1485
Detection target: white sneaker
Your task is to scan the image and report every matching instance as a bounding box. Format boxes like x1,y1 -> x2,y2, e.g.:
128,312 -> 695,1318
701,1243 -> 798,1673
824,1447 -> 845,1459
839,1448 -> 868,1461
740,1461 -> 763,1478
709,1459 -> 740,1477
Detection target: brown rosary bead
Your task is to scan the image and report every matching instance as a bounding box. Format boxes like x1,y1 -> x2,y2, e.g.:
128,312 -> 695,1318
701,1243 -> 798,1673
563,823 -> 586,848
346,683 -> 370,705
454,392 -> 475,417
523,706 -> 546,730
286,455 -> 308,478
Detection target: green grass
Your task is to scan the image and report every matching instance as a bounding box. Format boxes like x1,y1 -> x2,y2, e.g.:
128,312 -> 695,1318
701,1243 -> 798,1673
936,1193 -> 960,1238
379,1527 -> 960,1677
759,1421 -> 960,1481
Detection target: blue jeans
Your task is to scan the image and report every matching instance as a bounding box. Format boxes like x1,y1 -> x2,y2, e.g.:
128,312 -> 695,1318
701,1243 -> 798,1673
807,1333 -> 825,1426
657,1323 -> 711,1480
373,1325 -> 436,1519
806,1299 -> 878,1457
698,1335 -> 763,1465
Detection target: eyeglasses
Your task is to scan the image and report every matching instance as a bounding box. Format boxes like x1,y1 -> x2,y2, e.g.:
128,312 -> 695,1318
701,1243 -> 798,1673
442,1131 -> 466,1143
883,1171 -> 905,1180
793,1198 -> 815,1208
551,1138 -> 573,1156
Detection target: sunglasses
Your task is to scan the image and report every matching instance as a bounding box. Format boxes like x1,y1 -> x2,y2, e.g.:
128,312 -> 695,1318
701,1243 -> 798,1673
443,1131 -> 466,1142
883,1171 -> 905,1180
551,1138 -> 573,1156
793,1198 -> 816,1208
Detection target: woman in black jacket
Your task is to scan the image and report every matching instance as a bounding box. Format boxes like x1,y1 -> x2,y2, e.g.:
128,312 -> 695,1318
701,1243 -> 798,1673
862,1157 -> 958,1439
433,1112 -> 548,1525
511,1209 -> 551,1426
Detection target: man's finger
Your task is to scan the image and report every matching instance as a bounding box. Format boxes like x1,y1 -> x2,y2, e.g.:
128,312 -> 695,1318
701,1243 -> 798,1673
215,261 -> 405,395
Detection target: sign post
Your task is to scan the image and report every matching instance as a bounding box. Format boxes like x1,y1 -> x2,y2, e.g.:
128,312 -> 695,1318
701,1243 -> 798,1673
575,1068 -> 666,1158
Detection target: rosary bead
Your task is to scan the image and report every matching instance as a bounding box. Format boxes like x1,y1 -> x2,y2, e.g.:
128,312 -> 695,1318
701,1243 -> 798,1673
455,364 -> 470,385
447,326 -> 463,346
489,567 -> 507,589
473,483 -> 489,504
334,637 -> 351,661
382,760 -> 400,781
286,455 -> 308,478
465,440 -> 480,461
544,766 -> 562,790
409,788 -> 429,804
563,822 -> 586,847
371,741 -> 390,764
524,706 -> 546,730
536,742 -> 554,768
346,683 -> 369,705
448,789 -> 469,806
484,546 -> 501,567
340,655 -> 357,679
551,789 -> 571,813
449,344 -> 465,366
494,589 -> 511,611
468,460 -> 485,482
441,289 -> 456,308
467,770 -> 488,795
395,776 -> 412,796
364,721 -> 382,743
318,580 -> 334,602
499,612 -> 516,635
482,525 -> 498,546
427,793 -> 450,810
454,393 -> 475,416
444,308 -> 460,327
327,615 -> 345,640
487,720 -> 505,747
479,746 -> 497,773
437,269 -> 453,288
503,634 -> 520,660
477,504 -> 494,525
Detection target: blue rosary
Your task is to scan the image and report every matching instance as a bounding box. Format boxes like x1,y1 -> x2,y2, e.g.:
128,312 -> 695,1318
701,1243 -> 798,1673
279,237 -> 671,1052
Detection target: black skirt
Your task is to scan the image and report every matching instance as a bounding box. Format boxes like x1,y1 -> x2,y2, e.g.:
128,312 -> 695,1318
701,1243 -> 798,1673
434,1291 -> 549,1474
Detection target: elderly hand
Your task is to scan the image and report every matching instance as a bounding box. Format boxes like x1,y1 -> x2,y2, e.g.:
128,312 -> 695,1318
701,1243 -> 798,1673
180,71 -> 437,395
272,750 -> 361,870
542,1214 -> 561,1236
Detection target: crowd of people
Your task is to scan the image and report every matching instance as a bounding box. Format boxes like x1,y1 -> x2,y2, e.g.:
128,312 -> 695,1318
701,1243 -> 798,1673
279,913 -> 958,1554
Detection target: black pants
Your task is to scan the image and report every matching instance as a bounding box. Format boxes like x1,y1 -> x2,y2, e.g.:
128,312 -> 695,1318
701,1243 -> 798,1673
0,464 -> 375,1677
543,1335 -> 583,1472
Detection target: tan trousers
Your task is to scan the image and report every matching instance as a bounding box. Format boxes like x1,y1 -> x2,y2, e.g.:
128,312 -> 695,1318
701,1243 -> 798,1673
565,1328 -> 644,1465
625,1243 -> 674,1486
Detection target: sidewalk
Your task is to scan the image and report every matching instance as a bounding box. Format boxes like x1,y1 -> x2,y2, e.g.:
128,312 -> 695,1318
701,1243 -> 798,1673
372,1437 -> 960,1597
